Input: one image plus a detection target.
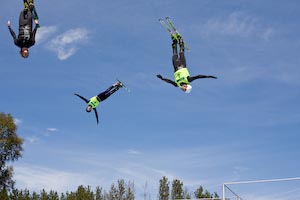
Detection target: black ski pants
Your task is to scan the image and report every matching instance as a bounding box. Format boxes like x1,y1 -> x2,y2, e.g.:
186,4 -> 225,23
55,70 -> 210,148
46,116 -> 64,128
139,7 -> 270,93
172,40 -> 186,72
97,85 -> 121,102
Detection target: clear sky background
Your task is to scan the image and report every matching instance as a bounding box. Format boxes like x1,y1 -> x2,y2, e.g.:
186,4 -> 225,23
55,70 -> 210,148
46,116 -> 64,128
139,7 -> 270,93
1,0 -> 300,199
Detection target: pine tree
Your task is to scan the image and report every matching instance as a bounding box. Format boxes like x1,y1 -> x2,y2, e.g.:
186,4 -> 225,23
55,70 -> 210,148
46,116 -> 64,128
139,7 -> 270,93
125,181 -> 134,200
171,179 -> 184,199
95,186 -> 104,200
158,176 -> 169,200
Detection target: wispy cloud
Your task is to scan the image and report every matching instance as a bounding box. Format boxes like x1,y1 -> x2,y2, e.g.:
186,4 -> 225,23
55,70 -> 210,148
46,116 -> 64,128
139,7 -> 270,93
127,149 -> 142,155
46,128 -> 58,132
35,26 -> 57,44
14,165 -> 95,193
199,12 -> 274,40
26,136 -> 39,144
47,28 -> 89,60
16,145 -> 246,196
44,128 -> 59,136
21,127 -> 59,144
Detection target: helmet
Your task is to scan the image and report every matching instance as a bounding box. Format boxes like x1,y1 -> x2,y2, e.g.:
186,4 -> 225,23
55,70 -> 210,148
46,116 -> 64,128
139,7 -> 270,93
185,84 -> 192,93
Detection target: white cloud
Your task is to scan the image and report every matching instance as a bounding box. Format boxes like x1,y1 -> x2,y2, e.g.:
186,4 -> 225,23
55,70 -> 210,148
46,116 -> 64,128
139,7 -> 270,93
26,136 -> 40,144
44,127 -> 59,136
14,118 -> 22,125
48,28 -> 89,60
47,128 -> 58,132
200,12 -> 274,40
35,26 -> 57,44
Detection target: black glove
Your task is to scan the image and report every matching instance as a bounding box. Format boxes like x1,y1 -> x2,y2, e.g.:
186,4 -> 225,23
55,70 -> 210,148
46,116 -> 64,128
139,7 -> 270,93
157,74 -> 163,79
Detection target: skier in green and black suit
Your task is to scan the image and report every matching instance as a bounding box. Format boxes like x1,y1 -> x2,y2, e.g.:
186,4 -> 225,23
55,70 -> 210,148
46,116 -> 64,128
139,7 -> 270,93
74,81 -> 124,124
157,34 -> 217,93
7,0 -> 40,58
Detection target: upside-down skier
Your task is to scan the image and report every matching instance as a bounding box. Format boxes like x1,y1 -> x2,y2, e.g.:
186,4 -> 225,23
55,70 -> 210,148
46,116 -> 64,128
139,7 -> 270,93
157,18 -> 217,93
7,0 -> 40,58
74,81 -> 125,124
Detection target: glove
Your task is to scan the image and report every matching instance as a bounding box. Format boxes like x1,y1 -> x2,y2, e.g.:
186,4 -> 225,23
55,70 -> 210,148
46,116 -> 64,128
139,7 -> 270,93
157,74 -> 163,79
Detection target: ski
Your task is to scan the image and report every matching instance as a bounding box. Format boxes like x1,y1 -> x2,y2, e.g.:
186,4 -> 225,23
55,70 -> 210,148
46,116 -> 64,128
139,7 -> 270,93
159,18 -> 179,41
166,17 -> 178,34
166,17 -> 190,51
159,17 -> 190,51
159,19 -> 174,35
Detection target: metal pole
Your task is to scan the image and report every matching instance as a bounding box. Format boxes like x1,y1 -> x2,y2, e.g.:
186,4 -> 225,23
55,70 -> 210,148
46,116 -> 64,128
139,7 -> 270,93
222,183 -> 225,200
224,177 -> 300,185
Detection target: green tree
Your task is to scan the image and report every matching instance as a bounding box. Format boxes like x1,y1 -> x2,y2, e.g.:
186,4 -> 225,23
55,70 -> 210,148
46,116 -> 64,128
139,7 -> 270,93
125,181 -> 134,200
117,179 -> 126,200
158,176 -> 169,200
49,190 -> 59,200
18,189 -> 30,200
95,186 -> 104,200
108,183 -> 118,200
194,185 -> 219,199
60,193 -> 66,200
0,113 -> 23,191
0,188 -> 9,200
31,191 -> 40,200
40,189 -> 49,200
75,185 -> 94,200
194,186 -> 204,198
171,179 -> 184,199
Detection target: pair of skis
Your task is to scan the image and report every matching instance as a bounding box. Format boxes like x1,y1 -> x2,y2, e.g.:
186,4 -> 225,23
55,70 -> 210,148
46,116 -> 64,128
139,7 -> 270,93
159,17 -> 190,51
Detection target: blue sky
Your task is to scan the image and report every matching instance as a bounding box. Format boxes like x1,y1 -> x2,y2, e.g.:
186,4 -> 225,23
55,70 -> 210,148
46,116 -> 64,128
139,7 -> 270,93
1,0 -> 300,199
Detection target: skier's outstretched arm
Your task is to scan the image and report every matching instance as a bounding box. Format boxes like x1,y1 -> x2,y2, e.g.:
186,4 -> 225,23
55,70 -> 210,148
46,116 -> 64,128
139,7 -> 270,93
7,21 -> 18,44
74,93 -> 89,103
31,25 -> 38,40
27,25 -> 38,47
188,75 -> 217,82
93,108 -> 99,124
156,74 -> 177,87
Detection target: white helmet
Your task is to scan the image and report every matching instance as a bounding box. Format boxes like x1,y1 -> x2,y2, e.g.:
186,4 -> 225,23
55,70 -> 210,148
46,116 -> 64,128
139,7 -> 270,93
185,84 -> 192,93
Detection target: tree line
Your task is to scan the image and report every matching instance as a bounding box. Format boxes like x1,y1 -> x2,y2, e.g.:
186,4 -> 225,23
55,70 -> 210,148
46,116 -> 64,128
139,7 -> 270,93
0,112 -> 219,200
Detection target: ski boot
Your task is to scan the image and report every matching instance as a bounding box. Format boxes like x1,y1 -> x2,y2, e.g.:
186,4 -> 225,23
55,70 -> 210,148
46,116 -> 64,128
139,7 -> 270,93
115,80 -> 124,88
116,79 -> 131,92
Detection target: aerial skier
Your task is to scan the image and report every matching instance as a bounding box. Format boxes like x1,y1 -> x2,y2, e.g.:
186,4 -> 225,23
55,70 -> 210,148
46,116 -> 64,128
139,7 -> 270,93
7,0 -> 40,58
157,17 -> 217,93
74,81 -> 126,124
